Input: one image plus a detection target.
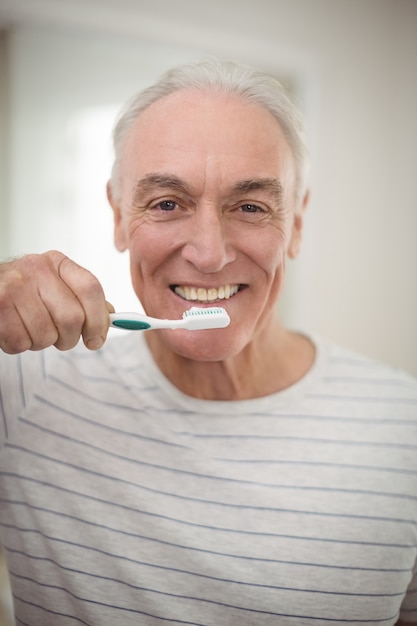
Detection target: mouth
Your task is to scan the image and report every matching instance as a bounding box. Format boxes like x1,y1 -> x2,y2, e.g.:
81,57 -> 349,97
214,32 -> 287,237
171,284 -> 243,303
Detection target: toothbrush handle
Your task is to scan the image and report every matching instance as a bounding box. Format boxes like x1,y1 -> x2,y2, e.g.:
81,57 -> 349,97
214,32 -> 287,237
109,313 -> 152,331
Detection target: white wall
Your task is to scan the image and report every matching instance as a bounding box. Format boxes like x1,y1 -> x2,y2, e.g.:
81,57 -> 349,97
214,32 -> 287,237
0,0 -> 416,376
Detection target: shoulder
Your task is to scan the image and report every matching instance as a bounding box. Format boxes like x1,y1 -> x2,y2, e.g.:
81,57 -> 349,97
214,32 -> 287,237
309,337 -> 417,419
318,337 -> 417,390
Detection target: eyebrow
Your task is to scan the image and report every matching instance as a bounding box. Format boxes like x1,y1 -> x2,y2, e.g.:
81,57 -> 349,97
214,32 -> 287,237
132,173 -> 283,205
231,178 -> 283,204
132,174 -> 189,205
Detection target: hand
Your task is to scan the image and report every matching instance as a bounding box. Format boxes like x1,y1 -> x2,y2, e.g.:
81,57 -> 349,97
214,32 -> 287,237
0,251 -> 114,354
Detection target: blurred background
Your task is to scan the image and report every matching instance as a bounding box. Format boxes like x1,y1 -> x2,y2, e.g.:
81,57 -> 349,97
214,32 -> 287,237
0,0 -> 416,382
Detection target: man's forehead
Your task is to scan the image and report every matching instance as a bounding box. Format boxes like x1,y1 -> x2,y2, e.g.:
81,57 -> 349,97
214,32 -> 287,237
127,87 -> 286,144
121,91 -> 295,200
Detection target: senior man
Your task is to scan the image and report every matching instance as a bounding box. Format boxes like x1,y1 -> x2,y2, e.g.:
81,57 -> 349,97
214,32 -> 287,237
0,60 -> 416,625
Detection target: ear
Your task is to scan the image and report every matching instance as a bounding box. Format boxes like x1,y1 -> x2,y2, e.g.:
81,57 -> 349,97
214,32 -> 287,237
107,181 -> 128,252
287,189 -> 310,260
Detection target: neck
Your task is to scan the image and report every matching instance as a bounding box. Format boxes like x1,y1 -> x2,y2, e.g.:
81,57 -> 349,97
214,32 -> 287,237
146,318 -> 315,401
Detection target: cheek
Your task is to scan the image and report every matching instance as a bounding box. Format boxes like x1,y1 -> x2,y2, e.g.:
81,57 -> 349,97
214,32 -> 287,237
124,223 -> 154,292
248,226 -> 288,280
246,228 -> 289,313
126,221 -> 178,289
127,220 -> 160,266
127,237 -> 155,286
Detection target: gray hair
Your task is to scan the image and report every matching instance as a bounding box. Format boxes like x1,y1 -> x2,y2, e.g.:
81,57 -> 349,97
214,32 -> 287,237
110,59 -> 309,206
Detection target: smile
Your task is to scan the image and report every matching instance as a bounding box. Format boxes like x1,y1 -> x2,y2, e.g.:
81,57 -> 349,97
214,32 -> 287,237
172,284 -> 241,302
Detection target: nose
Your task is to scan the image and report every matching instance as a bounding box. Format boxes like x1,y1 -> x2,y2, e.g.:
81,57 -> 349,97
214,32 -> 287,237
181,204 -> 236,273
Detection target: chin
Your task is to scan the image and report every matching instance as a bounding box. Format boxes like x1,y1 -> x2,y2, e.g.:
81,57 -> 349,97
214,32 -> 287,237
157,328 -> 243,363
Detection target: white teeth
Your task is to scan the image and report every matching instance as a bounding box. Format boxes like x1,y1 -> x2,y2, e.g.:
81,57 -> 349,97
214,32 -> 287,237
174,285 -> 239,302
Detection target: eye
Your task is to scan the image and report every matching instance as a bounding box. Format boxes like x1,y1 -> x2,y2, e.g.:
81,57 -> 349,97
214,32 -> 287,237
240,203 -> 264,213
157,200 -> 177,211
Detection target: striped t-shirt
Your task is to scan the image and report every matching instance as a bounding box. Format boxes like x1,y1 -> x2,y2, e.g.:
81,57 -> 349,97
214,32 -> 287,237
1,332 -> 417,625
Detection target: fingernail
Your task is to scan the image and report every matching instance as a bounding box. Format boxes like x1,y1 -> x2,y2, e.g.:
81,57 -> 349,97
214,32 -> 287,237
86,336 -> 104,350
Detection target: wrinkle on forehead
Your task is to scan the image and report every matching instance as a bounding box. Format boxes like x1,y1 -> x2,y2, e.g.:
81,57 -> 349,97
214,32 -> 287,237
131,172 -> 284,207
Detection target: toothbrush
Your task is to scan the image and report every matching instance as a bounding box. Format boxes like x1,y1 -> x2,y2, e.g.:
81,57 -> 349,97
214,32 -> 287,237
109,306 -> 230,331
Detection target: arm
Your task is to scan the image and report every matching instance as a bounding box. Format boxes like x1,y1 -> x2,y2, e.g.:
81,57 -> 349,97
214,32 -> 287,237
0,251 -> 112,354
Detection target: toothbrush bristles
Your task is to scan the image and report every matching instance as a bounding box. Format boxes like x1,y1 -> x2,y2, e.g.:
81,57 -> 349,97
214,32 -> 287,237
182,306 -> 230,329
183,307 -> 225,316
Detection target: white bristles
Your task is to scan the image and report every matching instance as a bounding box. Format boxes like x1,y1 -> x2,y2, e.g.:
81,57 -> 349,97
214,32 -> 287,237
181,307 -> 230,329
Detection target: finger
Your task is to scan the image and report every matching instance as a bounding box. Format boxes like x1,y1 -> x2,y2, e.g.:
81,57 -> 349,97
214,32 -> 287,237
19,253 -> 88,351
106,300 -> 115,314
0,301 -> 35,354
17,301 -> 61,352
51,254 -> 110,350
